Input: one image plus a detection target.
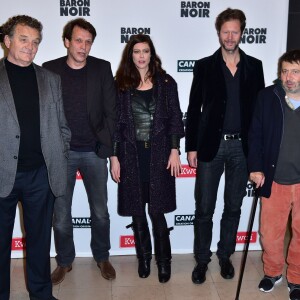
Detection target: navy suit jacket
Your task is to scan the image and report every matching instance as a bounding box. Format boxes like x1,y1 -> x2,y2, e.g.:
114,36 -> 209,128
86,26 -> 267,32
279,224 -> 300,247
248,84 -> 286,197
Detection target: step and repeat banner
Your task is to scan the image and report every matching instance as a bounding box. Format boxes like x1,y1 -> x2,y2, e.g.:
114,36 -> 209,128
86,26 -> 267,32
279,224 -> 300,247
1,0 -> 288,258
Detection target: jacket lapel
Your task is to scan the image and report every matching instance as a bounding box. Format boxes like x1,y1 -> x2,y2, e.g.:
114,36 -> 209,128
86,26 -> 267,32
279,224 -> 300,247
0,59 -> 19,124
34,64 -> 47,107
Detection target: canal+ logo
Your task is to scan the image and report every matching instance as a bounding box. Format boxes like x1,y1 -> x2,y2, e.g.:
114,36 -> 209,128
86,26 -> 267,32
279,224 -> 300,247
72,217 -> 91,228
60,0 -> 90,17
177,60 -> 196,72
175,215 -> 195,226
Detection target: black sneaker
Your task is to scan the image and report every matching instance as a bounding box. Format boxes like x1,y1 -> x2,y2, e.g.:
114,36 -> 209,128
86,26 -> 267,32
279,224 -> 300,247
258,275 -> 282,292
191,263 -> 208,284
288,282 -> 300,300
219,258 -> 234,279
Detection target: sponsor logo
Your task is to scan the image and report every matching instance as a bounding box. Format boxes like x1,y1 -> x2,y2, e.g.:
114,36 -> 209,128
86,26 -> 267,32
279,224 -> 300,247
177,60 -> 196,72
120,235 -> 135,248
175,215 -> 195,226
178,164 -> 197,178
180,1 -> 210,18
236,232 -> 257,243
12,238 -> 26,250
60,0 -> 90,16
241,28 -> 267,44
120,28 -> 151,43
246,183 -> 255,198
76,170 -> 82,180
72,217 -> 91,228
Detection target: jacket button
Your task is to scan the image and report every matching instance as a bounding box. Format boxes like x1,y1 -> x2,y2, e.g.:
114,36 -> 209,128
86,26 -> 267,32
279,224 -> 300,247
14,156 -> 18,159
272,164 -> 275,167
16,135 -> 20,138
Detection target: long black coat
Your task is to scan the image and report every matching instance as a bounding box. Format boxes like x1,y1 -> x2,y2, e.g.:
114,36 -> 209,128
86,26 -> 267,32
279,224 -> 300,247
115,73 -> 184,216
185,48 -> 265,161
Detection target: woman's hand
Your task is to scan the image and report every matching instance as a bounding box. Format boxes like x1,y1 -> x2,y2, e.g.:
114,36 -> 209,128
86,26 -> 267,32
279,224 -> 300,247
110,156 -> 121,183
167,149 -> 182,177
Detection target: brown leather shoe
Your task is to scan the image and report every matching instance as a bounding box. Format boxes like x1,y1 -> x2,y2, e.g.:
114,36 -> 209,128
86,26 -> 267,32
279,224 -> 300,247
97,261 -> 116,280
51,265 -> 72,285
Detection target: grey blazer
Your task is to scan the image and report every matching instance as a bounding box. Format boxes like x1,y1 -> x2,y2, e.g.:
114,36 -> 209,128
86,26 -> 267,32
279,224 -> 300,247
0,58 -> 71,198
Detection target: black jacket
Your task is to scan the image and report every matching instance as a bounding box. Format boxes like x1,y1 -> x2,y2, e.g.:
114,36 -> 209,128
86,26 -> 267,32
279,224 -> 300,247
43,56 -> 116,158
185,48 -> 265,162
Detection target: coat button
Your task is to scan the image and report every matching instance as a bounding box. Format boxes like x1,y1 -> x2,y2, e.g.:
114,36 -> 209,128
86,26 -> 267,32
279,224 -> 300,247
14,156 -> 18,159
272,164 -> 275,167
16,135 -> 20,138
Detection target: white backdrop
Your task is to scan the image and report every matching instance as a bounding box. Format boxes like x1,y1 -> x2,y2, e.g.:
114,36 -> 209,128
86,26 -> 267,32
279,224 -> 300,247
0,0 -> 289,258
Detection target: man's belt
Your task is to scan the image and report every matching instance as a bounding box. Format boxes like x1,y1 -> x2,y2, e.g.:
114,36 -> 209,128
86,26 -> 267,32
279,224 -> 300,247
223,133 -> 241,140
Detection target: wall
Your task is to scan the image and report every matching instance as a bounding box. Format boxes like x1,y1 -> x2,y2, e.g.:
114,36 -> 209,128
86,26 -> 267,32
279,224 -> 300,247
0,0 -> 289,258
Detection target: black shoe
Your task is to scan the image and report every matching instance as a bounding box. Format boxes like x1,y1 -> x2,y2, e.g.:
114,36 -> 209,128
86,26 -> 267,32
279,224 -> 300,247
258,275 -> 282,292
192,263 -> 208,284
219,258 -> 234,279
288,282 -> 300,300
157,260 -> 171,283
138,258 -> 151,278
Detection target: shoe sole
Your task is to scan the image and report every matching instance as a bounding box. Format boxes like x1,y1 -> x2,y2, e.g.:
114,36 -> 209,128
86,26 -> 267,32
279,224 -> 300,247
220,271 -> 234,280
192,276 -> 206,284
259,276 -> 282,293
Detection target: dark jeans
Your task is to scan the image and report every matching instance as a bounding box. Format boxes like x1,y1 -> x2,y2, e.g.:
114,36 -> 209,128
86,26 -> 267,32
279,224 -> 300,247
0,165 -> 55,300
194,139 -> 248,264
53,151 -> 110,266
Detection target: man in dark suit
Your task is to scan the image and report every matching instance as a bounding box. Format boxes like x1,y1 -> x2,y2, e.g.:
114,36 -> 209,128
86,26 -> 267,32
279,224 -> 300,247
185,8 -> 265,284
43,18 -> 117,284
0,15 -> 71,300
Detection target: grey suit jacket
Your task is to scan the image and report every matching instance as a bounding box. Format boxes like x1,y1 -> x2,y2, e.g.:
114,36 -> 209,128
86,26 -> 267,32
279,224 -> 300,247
0,58 -> 71,198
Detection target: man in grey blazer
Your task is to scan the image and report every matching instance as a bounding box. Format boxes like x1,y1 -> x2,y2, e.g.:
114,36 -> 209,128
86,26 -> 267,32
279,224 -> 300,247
0,15 -> 71,300
43,18 -> 117,284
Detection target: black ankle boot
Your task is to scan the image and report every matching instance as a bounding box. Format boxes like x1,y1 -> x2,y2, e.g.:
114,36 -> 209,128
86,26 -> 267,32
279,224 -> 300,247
153,227 -> 173,283
138,258 -> 151,278
127,221 -> 152,278
157,260 -> 171,283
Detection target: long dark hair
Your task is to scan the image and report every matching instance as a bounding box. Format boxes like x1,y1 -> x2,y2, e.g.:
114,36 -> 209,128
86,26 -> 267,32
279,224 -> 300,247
115,34 -> 165,91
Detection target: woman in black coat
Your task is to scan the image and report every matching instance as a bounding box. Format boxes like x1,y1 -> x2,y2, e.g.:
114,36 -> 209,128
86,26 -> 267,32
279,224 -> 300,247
111,34 -> 184,283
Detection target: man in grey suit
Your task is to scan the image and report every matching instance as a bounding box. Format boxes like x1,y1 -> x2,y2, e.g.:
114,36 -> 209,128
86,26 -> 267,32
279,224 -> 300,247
43,18 -> 117,284
0,15 -> 71,300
